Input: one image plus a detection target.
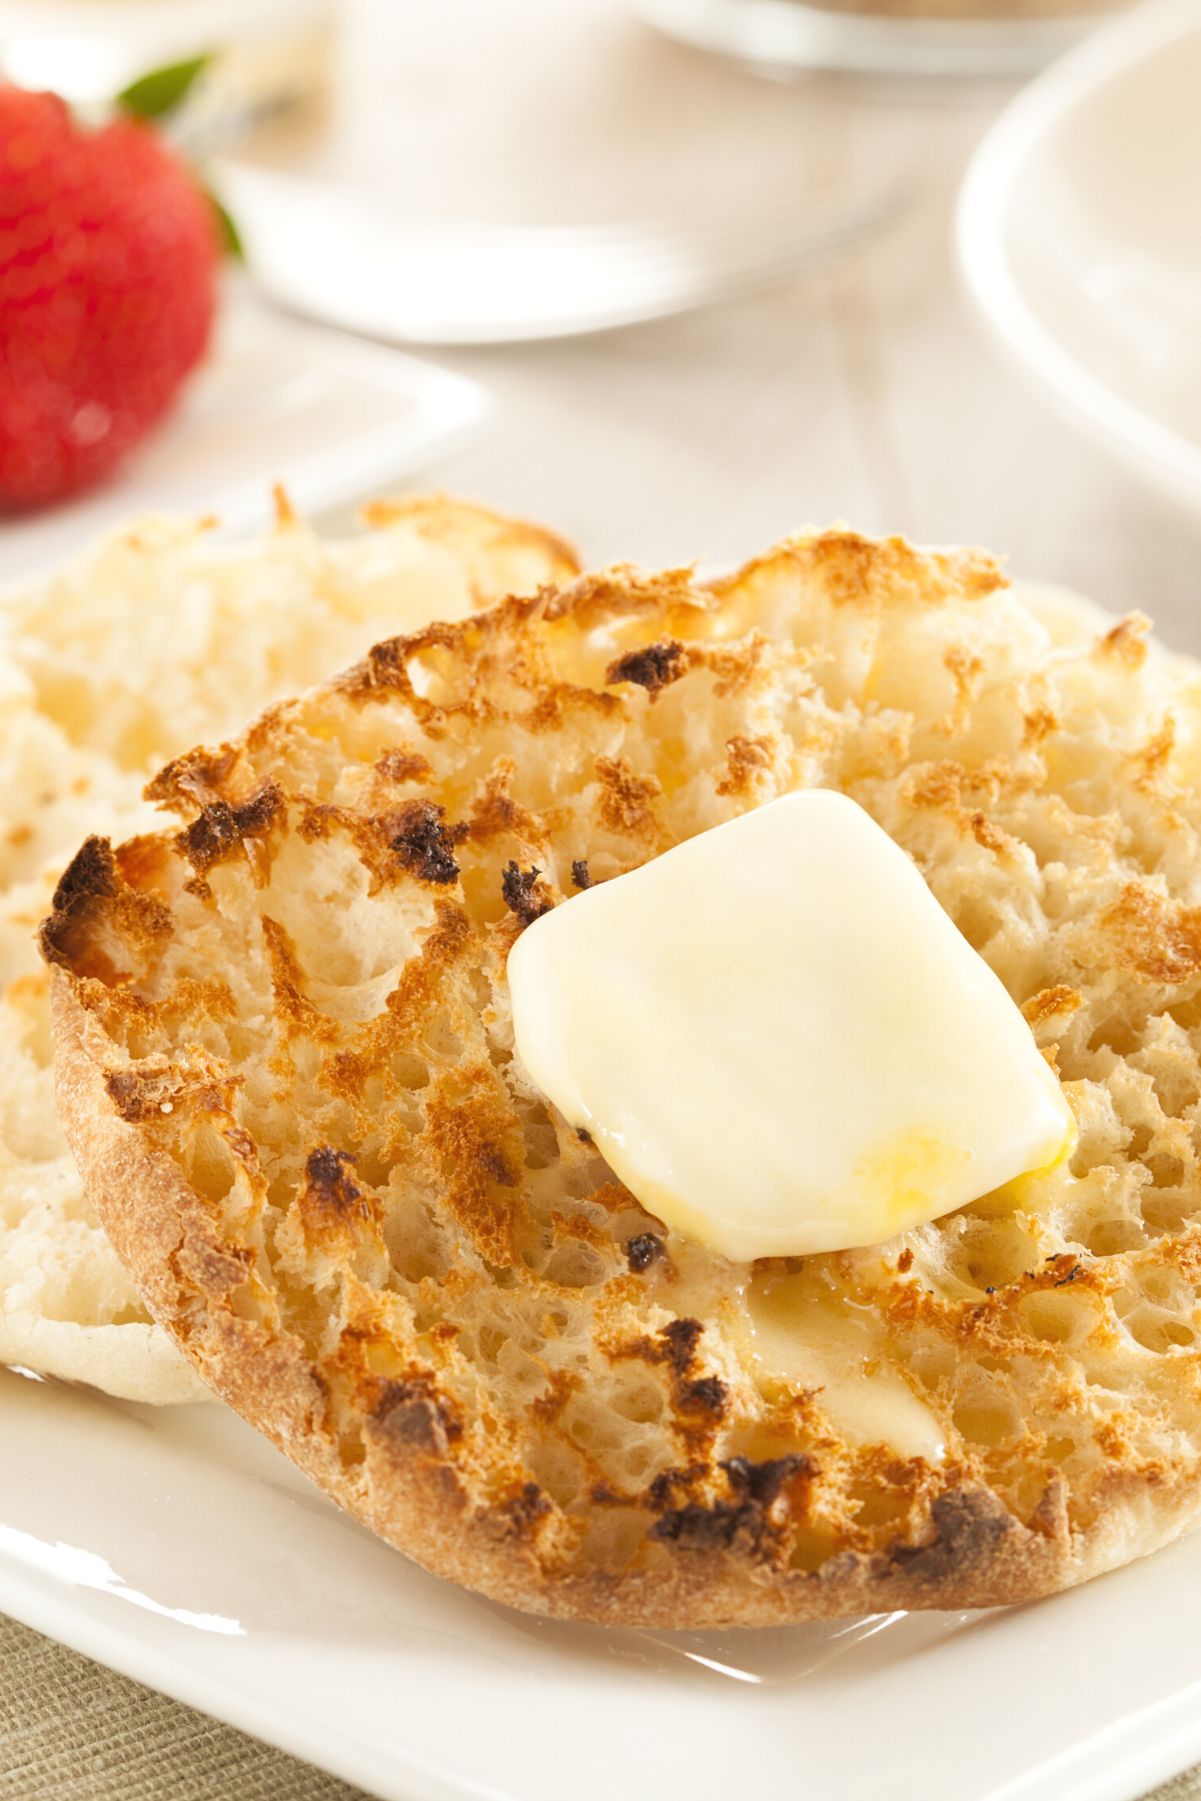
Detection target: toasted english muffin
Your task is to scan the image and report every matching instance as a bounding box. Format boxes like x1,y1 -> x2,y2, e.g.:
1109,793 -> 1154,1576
45,528 -> 1201,1621
0,495 -> 576,1403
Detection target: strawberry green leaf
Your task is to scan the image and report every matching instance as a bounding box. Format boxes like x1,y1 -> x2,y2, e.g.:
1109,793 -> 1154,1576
208,191 -> 245,261
116,54 -> 213,122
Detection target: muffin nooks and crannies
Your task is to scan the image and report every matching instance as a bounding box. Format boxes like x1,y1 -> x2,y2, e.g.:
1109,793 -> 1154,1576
0,495 -> 576,1401
45,529 -> 1201,1623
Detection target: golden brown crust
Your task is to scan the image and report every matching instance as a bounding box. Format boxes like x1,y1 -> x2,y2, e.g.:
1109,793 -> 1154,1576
46,528 -> 1201,1623
52,973 -> 1114,1625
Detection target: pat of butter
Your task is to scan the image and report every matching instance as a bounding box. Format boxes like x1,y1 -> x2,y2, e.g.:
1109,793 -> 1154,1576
507,791 -> 1075,1262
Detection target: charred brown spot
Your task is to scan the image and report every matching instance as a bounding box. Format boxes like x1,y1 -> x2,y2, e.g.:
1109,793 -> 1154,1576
49,836 -> 116,913
650,1502 -> 743,1551
498,1480 -> 552,1536
897,1247 -> 914,1274
571,858 -> 593,890
501,861 -> 552,927
889,1491 -> 1011,1584
722,1455 -> 809,1507
40,836 -> 118,970
303,1146 -> 366,1217
662,1316 -> 703,1374
371,1375 -> 461,1455
650,1455 -> 808,1553
358,637 -> 410,693
390,801 -> 467,886
625,1318 -> 731,1434
679,1375 -> 728,1416
626,1232 -> 664,1273
177,784 -> 283,877
647,1463 -> 708,1512
606,639 -> 687,698
295,802 -> 340,845
618,1317 -> 714,1420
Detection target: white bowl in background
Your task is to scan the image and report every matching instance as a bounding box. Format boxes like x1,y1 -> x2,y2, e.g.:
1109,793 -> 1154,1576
958,0 -> 1201,515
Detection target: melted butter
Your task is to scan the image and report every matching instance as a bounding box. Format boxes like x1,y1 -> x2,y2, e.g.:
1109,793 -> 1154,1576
852,1131 -> 975,1236
743,1268 -> 946,1464
508,791 -> 1076,1263
970,1130 -> 1078,1217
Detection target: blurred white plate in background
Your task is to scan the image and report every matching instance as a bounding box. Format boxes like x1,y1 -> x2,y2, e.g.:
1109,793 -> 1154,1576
0,289 -> 486,585
958,0 -> 1201,516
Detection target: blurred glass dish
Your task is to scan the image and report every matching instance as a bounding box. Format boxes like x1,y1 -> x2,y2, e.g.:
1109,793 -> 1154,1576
633,0 -> 1125,77
216,162 -> 903,345
0,0 -> 334,146
216,0 -> 908,345
958,0 -> 1201,511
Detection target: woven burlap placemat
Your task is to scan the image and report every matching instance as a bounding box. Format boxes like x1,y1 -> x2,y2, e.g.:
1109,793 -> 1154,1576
0,1614 -> 366,1800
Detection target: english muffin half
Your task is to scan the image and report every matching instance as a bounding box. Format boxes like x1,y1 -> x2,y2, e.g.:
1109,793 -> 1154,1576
46,529 -> 1201,1621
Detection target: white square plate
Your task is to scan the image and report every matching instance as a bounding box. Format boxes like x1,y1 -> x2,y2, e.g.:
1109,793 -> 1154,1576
2,1362 -> 1200,1801
0,286 -> 486,585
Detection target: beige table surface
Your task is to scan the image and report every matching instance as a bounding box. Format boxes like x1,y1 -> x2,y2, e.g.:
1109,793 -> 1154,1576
3,0 -> 1201,1796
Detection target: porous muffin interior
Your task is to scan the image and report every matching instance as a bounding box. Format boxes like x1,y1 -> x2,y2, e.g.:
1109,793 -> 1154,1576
0,495 -> 575,1400
48,532 -> 1201,1610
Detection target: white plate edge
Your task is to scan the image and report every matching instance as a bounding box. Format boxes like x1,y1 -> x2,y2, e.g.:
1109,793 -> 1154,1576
9,1537 -> 1201,1801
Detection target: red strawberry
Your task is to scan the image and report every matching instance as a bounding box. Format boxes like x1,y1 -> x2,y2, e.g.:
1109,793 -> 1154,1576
0,86 -> 218,509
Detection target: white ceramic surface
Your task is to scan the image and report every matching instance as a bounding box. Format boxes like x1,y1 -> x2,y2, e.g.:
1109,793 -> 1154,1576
0,287 -> 486,586
958,0 -> 1201,515
3,1361 -> 1201,1801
